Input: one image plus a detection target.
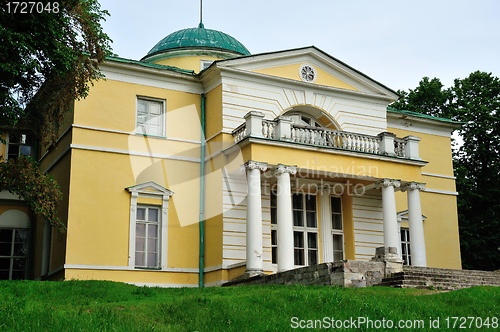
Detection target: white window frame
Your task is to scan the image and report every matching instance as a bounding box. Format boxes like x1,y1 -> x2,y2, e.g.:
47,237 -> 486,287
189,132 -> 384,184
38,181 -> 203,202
291,192 -> 319,267
135,205 -> 161,269
400,227 -> 411,266
200,59 -> 214,71
330,196 -> 344,261
126,182 -> 173,270
4,132 -> 34,161
135,97 -> 166,137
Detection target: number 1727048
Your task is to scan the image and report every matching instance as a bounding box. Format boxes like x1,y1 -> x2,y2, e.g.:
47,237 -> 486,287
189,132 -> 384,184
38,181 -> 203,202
6,2 -> 60,14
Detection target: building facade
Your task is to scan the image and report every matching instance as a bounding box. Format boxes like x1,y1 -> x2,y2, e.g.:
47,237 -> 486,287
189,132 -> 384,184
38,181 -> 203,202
0,23 -> 462,286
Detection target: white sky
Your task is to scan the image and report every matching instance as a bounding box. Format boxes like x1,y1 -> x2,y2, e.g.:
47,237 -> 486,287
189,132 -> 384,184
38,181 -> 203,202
98,0 -> 500,92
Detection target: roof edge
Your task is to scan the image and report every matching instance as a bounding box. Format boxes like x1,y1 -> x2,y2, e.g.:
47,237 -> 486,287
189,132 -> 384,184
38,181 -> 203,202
387,107 -> 464,126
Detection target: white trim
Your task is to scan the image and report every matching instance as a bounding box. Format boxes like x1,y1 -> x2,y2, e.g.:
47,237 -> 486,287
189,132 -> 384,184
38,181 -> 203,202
73,124 -> 202,144
205,129 -> 232,142
125,282 -> 198,288
63,264 -> 198,273
421,172 -> 456,180
43,146 -> 71,173
387,112 -> 460,138
70,144 -> 201,163
100,61 -> 204,95
219,67 -> 396,104
126,182 -> 173,270
0,191 -> 22,200
216,47 -> 400,99
204,261 -> 246,273
422,188 -> 458,196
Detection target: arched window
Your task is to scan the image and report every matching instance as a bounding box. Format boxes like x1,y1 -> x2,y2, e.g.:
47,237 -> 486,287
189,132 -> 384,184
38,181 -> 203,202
285,112 -> 324,128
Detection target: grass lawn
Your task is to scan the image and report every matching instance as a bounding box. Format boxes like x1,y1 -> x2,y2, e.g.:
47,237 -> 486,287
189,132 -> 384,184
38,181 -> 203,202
0,280 -> 499,331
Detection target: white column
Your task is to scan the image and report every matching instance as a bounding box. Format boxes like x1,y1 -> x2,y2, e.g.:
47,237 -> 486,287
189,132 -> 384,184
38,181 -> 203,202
402,182 -> 427,267
244,161 -> 268,273
375,179 -> 401,255
319,187 -> 333,263
274,164 -> 297,272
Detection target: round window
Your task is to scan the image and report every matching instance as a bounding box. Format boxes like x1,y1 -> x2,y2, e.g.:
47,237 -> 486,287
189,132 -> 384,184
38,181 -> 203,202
299,64 -> 317,83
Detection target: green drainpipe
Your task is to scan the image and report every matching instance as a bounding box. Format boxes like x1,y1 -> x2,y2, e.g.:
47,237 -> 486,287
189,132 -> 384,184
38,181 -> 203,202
199,94 -> 206,288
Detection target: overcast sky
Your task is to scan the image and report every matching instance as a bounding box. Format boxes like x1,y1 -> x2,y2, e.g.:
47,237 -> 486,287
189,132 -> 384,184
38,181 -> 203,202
98,0 -> 500,92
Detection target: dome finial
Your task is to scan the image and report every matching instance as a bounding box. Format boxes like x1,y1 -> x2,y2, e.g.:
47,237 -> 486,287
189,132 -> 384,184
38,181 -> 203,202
198,0 -> 204,28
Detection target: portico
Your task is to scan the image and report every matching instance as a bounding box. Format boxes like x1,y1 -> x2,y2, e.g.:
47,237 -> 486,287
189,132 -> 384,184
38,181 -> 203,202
242,160 -> 428,274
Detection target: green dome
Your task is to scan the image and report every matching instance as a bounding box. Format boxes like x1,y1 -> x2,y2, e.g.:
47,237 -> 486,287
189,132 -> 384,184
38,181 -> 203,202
146,24 -> 251,57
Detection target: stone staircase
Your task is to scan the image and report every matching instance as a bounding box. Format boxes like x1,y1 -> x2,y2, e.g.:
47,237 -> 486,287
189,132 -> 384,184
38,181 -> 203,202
376,266 -> 500,290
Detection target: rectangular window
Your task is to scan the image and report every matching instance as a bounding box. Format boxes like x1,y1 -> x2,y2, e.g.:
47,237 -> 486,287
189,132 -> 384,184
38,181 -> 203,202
136,98 -> 165,137
135,206 -> 160,268
6,133 -> 34,160
401,228 -> 411,266
0,228 -> 28,280
270,191 -> 277,264
331,196 -> 344,261
270,192 -> 319,267
292,193 -> 318,266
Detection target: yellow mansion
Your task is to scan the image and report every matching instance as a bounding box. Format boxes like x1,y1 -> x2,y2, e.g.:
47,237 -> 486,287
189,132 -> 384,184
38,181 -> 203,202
0,23 -> 461,286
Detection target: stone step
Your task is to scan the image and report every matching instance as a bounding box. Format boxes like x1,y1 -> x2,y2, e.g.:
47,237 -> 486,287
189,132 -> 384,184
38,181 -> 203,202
403,266 -> 500,276
387,273 -> 500,284
377,266 -> 500,290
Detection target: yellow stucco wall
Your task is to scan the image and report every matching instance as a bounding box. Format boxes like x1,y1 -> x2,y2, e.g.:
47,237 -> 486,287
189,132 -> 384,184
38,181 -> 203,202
253,63 -> 359,91
248,142 -> 423,182
389,126 -> 461,269
74,78 -> 201,142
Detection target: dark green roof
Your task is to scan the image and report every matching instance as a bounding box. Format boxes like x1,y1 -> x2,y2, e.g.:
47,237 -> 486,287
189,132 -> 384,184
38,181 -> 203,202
146,25 -> 250,57
387,106 -> 463,124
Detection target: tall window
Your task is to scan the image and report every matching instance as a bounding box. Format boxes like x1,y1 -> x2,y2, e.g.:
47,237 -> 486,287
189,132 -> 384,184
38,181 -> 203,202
292,193 -> 318,266
331,196 -> 344,261
271,192 -> 319,266
136,98 -> 165,137
401,228 -> 411,266
6,133 -> 34,160
0,228 -> 28,280
270,191 -> 277,264
135,206 -> 160,269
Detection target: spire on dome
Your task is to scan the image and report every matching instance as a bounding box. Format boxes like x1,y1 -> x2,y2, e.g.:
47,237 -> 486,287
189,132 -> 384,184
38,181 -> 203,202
199,0 -> 204,29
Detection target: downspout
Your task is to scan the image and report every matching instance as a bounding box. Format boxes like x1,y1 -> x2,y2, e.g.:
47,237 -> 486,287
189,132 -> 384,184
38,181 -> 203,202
199,94 -> 206,288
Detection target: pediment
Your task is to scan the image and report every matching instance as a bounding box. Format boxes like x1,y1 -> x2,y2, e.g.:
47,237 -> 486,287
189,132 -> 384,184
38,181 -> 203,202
126,181 -> 174,196
397,210 -> 427,222
216,46 -> 399,100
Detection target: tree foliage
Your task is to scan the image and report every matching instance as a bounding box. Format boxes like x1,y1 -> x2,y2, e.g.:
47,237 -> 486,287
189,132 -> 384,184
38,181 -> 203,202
0,0 -> 112,228
0,157 -> 63,230
1,0 -> 112,144
392,71 -> 500,270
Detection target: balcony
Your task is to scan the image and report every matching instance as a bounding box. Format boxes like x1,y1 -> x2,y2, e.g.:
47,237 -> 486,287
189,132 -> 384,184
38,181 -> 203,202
232,111 -> 422,160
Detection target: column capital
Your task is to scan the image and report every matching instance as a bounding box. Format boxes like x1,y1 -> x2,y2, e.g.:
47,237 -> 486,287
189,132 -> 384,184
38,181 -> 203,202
242,160 -> 268,172
274,164 -> 297,176
401,181 -> 426,192
374,178 -> 401,189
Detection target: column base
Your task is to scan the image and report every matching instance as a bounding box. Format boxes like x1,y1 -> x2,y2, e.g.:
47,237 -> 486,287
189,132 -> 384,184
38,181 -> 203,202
372,246 -> 403,277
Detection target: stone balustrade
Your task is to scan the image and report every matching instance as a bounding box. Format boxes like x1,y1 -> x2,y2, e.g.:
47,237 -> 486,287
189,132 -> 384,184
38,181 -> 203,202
232,112 -> 420,160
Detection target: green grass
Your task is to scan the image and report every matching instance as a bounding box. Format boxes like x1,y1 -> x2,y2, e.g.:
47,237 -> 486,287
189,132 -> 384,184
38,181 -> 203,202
0,280 -> 499,331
